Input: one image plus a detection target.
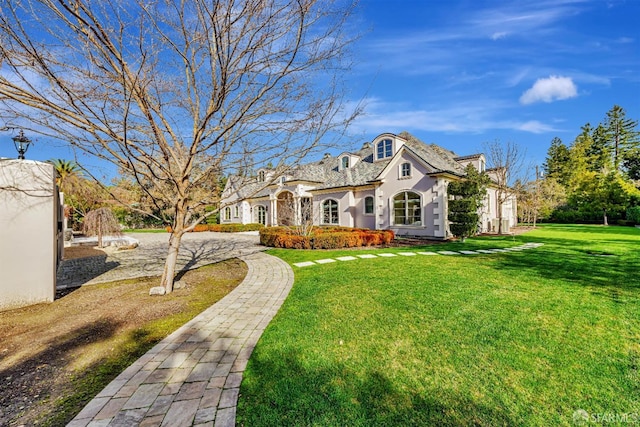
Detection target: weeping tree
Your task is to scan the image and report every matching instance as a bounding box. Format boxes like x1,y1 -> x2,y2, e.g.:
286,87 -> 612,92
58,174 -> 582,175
0,0 -> 359,293
83,207 -> 121,248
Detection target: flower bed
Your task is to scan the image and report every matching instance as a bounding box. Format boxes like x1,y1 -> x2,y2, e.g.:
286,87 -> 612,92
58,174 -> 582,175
166,223 -> 264,233
260,226 -> 394,249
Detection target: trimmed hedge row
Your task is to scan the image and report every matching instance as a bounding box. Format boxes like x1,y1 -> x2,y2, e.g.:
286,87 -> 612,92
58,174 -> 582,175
259,226 -> 394,249
166,223 -> 265,233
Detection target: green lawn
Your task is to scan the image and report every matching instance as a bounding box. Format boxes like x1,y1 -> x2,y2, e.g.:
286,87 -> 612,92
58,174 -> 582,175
237,224 -> 640,426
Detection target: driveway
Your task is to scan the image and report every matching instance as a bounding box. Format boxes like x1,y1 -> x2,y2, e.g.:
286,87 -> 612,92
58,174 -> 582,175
57,232 -> 264,289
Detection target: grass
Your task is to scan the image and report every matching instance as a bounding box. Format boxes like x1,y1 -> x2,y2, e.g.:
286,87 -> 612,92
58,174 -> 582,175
237,224 -> 640,426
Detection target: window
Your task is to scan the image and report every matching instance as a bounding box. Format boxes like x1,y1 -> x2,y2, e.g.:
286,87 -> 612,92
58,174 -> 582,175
256,205 -> 266,225
280,176 -> 286,184
401,162 -> 411,178
342,156 -> 350,169
258,170 -> 265,182
322,199 -> 339,225
393,191 -> 421,226
234,206 -> 239,218
223,207 -> 231,221
376,139 -> 393,159
364,196 -> 374,215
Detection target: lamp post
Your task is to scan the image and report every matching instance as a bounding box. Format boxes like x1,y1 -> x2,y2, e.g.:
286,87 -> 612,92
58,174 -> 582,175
12,130 -> 32,160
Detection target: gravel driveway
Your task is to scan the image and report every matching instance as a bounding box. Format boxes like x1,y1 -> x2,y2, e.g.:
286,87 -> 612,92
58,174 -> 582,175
57,232 -> 264,289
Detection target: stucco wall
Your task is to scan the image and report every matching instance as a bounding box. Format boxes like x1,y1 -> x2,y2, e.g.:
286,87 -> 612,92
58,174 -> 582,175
0,160 -> 59,310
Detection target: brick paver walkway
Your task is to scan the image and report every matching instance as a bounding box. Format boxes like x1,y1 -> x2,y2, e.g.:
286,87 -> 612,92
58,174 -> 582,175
67,251 -> 294,427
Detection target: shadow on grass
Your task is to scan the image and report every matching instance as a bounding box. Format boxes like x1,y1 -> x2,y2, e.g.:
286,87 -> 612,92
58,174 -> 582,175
491,240 -> 639,302
238,349 -> 515,426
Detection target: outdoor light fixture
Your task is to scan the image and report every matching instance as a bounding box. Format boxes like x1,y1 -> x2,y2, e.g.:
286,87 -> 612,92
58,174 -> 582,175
12,130 -> 32,160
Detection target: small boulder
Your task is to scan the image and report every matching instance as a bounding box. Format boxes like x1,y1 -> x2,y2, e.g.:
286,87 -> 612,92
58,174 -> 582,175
149,286 -> 166,296
173,280 -> 187,289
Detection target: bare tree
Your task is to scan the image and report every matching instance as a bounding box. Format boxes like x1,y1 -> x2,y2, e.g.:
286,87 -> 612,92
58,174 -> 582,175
483,140 -> 526,234
0,0 -> 359,292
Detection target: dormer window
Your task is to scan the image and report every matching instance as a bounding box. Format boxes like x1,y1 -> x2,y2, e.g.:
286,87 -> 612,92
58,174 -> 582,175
376,139 -> 393,160
258,170 -> 265,182
342,156 -> 350,169
280,176 -> 286,184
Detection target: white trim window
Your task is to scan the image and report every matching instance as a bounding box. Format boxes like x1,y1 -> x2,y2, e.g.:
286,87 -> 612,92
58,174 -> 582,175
321,199 -> 339,225
223,207 -> 231,221
234,205 -> 240,218
364,196 -> 374,215
392,191 -> 422,226
256,205 -> 266,225
376,139 -> 393,160
258,170 -> 265,182
400,162 -> 412,178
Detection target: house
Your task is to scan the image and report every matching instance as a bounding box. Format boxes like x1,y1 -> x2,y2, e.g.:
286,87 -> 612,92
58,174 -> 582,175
220,132 -> 517,238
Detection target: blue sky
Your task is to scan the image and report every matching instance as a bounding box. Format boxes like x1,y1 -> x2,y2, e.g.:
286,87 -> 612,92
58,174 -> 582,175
1,0 -> 638,180
344,0 -> 640,173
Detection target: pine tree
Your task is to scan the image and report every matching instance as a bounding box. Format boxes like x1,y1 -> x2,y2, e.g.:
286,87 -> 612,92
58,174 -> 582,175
543,137 -> 571,186
603,105 -> 640,170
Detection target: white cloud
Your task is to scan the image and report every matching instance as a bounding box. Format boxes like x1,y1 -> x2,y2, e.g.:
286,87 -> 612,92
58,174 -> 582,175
517,120 -> 556,133
349,97 -> 558,135
519,75 -> 578,104
491,31 -> 508,40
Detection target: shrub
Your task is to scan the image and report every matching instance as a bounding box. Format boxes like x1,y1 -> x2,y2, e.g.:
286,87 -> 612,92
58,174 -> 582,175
166,223 -> 265,233
259,226 -> 394,249
626,206 -> 640,225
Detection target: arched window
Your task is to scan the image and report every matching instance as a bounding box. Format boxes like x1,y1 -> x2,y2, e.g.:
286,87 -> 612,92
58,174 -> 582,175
364,196 -> 374,215
393,191 -> 421,226
342,156 -> 350,169
401,162 -> 411,178
234,205 -> 239,218
223,207 -> 231,221
376,139 -> 393,160
256,205 -> 266,225
322,199 -> 339,225
258,170 -> 265,182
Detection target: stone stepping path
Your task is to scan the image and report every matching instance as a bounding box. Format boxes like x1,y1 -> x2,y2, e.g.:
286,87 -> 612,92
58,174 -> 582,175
292,243 -> 544,268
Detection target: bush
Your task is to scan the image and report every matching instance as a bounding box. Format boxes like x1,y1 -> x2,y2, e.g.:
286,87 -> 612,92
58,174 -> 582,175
259,226 -> 394,249
626,206 -> 640,225
166,223 -> 265,233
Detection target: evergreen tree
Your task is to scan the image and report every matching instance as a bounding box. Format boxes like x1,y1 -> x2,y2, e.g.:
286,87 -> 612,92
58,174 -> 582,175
448,164 -> 490,242
543,137 -> 571,186
603,105 -> 640,170
587,124 -> 613,172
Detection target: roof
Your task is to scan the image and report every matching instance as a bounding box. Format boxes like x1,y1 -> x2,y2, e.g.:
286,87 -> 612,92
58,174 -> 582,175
225,132 -> 478,199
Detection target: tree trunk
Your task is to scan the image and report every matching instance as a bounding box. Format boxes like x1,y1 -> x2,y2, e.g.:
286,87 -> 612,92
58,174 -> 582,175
497,203 -> 503,234
97,215 -> 103,248
603,209 -> 608,226
160,207 -> 187,294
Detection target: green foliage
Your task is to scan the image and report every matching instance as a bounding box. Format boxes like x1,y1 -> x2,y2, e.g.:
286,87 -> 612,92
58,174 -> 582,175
447,164 -> 490,241
544,105 -> 640,223
627,206 -> 640,224
543,137 -> 571,186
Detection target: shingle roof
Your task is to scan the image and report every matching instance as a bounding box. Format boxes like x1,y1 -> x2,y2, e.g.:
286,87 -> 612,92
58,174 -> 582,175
229,132 -> 474,199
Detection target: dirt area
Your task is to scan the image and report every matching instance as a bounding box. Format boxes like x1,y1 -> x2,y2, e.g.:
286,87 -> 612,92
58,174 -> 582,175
63,246 -> 107,260
0,253 -> 247,426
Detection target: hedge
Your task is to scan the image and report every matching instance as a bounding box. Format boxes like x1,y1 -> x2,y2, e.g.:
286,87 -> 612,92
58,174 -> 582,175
259,226 -> 394,249
166,223 -> 265,233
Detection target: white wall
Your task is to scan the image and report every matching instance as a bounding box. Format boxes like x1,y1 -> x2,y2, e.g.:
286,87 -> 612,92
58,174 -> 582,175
0,160 -> 60,310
